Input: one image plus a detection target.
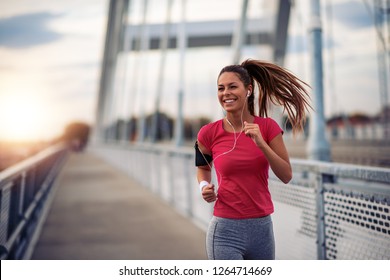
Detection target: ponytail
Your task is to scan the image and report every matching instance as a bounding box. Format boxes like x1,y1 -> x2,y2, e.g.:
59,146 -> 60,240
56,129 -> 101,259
242,59 -> 311,133
219,59 -> 312,134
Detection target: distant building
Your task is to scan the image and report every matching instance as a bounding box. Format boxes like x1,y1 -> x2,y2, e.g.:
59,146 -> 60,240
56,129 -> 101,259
326,107 -> 389,141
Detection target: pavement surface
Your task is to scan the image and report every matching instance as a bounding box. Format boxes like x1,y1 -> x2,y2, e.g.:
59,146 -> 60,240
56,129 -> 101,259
31,151 -> 207,260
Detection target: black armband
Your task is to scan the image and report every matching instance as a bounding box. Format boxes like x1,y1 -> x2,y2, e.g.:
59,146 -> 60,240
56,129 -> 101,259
194,141 -> 213,166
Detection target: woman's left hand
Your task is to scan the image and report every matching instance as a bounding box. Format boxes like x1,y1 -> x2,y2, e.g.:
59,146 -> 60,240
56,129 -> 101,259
244,121 -> 266,148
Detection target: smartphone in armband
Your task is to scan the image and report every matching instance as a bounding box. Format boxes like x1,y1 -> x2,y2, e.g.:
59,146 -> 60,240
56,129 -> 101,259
194,141 -> 212,166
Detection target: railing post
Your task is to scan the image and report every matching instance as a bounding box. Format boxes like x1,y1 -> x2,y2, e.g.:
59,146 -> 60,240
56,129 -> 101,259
316,172 -> 335,260
168,152 -> 175,205
155,150 -> 162,197
184,154 -> 193,218
19,172 -> 27,216
0,184 -> 11,249
315,172 -> 326,260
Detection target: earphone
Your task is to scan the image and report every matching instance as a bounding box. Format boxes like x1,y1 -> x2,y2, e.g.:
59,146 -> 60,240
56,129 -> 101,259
247,90 -> 251,97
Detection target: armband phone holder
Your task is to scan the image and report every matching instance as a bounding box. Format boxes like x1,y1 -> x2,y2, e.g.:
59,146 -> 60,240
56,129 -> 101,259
194,141 -> 212,166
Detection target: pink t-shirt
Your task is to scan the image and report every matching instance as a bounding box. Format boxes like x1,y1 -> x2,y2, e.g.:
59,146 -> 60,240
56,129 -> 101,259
197,116 -> 283,219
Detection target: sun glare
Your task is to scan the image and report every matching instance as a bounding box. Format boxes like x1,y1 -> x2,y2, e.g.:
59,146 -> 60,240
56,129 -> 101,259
0,93 -> 48,141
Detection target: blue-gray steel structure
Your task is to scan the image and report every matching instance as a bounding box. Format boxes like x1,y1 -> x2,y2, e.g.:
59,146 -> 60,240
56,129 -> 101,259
307,0 -> 331,162
94,0 -> 295,147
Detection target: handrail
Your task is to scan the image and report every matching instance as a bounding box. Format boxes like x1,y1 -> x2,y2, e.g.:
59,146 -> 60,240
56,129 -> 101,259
291,158 -> 390,184
0,143 -> 67,185
0,143 -> 69,259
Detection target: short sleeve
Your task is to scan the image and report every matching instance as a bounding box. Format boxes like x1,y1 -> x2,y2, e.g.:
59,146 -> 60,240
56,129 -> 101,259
197,124 -> 212,151
263,118 -> 283,143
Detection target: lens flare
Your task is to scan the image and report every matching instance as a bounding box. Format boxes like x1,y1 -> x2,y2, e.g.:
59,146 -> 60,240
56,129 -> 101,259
0,93 -> 48,141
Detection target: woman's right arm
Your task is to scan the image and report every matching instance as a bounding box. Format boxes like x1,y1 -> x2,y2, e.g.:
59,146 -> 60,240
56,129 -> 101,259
196,141 -> 217,203
197,165 -> 212,184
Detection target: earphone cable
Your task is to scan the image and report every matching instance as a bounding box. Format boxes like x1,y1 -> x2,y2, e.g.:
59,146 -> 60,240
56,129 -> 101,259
198,95 -> 248,189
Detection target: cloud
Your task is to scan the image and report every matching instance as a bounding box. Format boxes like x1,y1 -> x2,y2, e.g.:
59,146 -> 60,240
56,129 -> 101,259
287,34 -> 337,54
0,12 -> 63,48
330,0 -> 373,29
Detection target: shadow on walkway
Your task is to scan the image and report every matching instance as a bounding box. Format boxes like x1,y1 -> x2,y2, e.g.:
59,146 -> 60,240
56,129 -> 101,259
31,151 -> 207,260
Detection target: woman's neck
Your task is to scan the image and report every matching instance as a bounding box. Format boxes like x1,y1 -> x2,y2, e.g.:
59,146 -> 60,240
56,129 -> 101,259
224,112 -> 254,131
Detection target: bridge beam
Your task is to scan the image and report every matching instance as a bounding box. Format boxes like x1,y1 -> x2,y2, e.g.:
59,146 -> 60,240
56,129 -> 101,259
95,0 -> 130,142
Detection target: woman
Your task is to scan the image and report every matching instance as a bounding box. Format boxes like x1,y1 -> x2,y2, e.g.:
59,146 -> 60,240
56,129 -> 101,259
195,58 -> 311,260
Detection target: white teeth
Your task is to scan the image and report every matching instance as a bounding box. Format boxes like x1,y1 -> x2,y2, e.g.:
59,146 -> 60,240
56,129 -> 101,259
224,99 -> 235,103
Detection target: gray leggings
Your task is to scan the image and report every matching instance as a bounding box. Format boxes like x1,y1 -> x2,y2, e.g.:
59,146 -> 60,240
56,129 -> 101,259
206,215 -> 275,260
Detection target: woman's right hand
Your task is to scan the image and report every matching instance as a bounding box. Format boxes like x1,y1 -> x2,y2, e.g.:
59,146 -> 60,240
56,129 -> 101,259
202,184 -> 217,203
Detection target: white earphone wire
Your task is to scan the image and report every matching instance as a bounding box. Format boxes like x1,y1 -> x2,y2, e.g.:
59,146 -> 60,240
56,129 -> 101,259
198,94 -> 249,189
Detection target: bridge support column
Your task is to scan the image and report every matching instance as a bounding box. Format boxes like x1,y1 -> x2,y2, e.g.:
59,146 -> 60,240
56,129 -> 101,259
307,0 -> 331,162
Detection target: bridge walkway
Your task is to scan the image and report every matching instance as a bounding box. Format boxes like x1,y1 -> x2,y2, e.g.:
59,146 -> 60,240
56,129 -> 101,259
30,151 -> 207,260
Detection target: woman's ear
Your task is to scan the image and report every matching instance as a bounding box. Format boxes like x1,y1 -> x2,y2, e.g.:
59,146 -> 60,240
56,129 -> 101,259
247,86 -> 253,96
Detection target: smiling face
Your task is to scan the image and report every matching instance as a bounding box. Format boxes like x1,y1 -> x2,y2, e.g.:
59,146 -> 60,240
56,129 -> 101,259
217,72 -> 250,114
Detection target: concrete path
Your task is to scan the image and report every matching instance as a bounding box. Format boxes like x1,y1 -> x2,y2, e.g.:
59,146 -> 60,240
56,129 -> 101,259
31,151 -> 207,260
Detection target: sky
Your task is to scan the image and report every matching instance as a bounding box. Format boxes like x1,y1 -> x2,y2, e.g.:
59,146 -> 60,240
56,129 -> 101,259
0,0 -> 387,141
0,0 -> 108,141
286,0 -> 386,119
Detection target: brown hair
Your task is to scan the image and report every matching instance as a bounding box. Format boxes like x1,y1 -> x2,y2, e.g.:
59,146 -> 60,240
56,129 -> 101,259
218,58 -> 312,133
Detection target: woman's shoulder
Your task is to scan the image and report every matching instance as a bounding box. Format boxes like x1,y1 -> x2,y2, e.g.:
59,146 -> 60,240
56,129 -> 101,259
254,116 -> 283,141
254,116 -> 283,131
200,119 -> 222,132
254,116 -> 277,124
198,119 -> 222,139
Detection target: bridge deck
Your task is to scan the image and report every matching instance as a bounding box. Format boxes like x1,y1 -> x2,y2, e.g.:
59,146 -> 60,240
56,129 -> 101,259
31,151 -> 207,260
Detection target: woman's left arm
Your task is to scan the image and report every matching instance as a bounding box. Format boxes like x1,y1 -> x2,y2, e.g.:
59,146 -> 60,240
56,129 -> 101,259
244,122 -> 292,183
261,133 -> 292,183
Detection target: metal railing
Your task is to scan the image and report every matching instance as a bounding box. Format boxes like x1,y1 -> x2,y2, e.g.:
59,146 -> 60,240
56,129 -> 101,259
0,144 -> 69,260
92,142 -> 390,260
270,159 -> 390,260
